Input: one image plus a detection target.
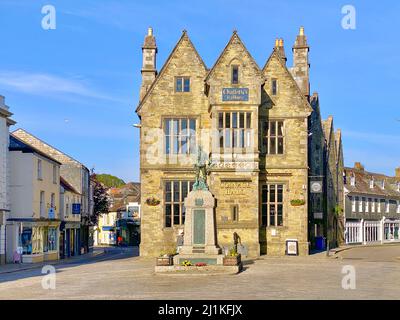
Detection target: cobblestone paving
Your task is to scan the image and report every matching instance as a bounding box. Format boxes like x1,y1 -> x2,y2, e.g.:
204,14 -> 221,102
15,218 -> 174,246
0,246 -> 399,299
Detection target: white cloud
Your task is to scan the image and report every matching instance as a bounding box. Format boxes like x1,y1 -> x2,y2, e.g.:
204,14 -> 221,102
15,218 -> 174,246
0,71 -> 125,103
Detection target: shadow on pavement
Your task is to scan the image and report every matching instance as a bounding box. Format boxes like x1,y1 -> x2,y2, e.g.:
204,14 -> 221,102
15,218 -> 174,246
0,246 -> 139,284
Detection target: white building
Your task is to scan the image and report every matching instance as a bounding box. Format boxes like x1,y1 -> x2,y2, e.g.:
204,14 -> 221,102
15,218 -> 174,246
7,135 -> 61,263
0,96 -> 16,264
59,177 -> 81,258
11,129 -> 92,254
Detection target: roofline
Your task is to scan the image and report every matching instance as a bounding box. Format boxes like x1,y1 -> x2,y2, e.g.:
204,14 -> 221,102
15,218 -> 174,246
263,48 -> 313,114
136,30 -> 208,114
205,30 -> 263,83
9,134 -> 62,165
12,128 -> 88,169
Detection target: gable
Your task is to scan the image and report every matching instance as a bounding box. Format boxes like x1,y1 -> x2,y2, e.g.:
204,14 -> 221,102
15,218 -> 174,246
205,32 -> 264,105
136,31 -> 208,116
262,50 -> 312,117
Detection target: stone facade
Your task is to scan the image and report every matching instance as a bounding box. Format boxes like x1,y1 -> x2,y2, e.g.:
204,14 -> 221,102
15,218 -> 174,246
0,96 -> 16,264
136,27 -> 338,257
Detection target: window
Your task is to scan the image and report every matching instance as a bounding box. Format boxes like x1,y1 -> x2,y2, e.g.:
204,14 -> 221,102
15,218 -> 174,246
231,65 -> 239,84
359,197 -> 364,212
175,77 -> 190,92
351,196 -> 356,212
51,193 -> 55,208
37,159 -> 42,180
53,165 -> 57,184
397,201 -> 400,214
262,120 -> 284,154
372,199 -> 376,213
366,198 -> 371,213
43,227 -> 48,252
218,112 -> 252,148
231,205 -> 239,222
40,191 -> 45,217
370,178 -> 374,189
261,184 -> 284,227
164,118 -> 196,155
271,79 -> 278,95
350,174 -> 355,186
378,199 -> 382,213
48,228 -> 57,251
386,200 -> 390,213
164,180 -> 194,227
20,227 -> 32,255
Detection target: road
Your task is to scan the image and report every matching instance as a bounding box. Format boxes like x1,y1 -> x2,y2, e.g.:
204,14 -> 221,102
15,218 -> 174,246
0,245 -> 399,299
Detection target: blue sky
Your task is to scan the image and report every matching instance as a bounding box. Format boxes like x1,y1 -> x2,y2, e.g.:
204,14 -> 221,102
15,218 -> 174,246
1,0 -> 399,182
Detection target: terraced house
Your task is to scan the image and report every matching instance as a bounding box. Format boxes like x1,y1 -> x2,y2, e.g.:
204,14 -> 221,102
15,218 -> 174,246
136,27 -> 341,257
344,163 -> 400,244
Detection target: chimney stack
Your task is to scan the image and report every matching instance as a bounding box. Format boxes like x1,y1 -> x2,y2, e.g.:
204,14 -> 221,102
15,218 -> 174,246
354,162 -> 364,171
292,26 -> 310,98
275,38 -> 287,63
140,27 -> 158,101
395,167 -> 400,178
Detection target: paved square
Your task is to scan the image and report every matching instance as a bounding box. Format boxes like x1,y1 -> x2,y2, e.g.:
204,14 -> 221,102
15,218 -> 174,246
0,246 -> 399,300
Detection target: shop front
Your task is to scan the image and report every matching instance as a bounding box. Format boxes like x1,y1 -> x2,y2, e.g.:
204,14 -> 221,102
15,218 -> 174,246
7,219 -> 60,263
384,219 -> 400,242
59,222 -> 81,258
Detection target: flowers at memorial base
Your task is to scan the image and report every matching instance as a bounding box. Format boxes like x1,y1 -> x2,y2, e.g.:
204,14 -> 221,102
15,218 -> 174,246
181,260 -> 192,266
195,262 -> 207,267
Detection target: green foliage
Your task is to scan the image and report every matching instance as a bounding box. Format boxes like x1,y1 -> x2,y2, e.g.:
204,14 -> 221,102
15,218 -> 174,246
334,205 -> 344,215
95,173 -> 125,188
90,174 -> 111,226
228,247 -> 239,257
290,199 -> 306,206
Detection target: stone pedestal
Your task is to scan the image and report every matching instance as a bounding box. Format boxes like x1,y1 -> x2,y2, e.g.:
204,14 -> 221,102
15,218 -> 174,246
173,189 -> 222,265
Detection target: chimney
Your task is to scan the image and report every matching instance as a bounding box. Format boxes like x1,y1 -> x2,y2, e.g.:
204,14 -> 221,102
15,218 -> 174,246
395,167 -> 400,178
354,162 -> 364,171
139,27 -> 157,101
292,26 -> 310,98
275,38 -> 287,63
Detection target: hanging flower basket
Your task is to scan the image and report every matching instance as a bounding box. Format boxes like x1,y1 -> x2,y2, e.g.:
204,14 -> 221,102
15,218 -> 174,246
146,197 -> 160,206
290,199 -> 305,206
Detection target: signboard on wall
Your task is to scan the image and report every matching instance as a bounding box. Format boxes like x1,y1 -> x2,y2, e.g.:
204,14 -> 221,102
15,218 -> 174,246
222,88 -> 249,101
310,181 -> 323,193
72,204 -> 81,214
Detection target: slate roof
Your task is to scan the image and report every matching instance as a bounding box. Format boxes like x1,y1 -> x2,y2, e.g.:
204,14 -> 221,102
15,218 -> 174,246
108,182 -> 141,212
60,176 -> 80,195
9,134 -> 62,165
344,166 -> 400,199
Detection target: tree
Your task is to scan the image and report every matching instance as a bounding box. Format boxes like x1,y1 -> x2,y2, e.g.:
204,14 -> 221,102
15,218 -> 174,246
90,173 -> 110,226
95,174 -> 125,188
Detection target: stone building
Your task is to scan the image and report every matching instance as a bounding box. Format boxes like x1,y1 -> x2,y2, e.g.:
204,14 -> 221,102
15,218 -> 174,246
308,96 -> 344,249
136,27 -> 339,257
344,163 -> 400,244
12,129 -> 92,254
0,96 -> 16,264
